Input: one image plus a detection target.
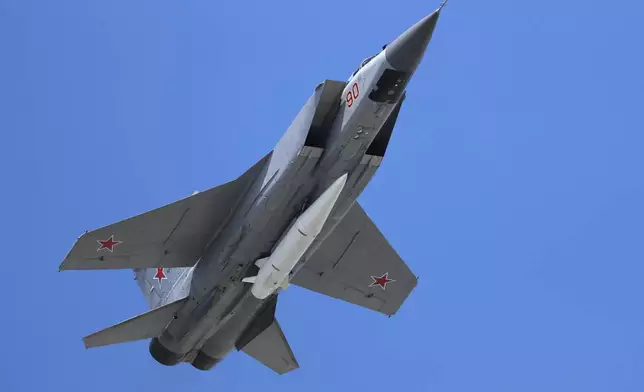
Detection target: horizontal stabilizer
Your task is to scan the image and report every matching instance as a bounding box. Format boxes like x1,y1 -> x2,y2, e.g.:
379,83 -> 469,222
83,297 -> 187,349
241,319 -> 298,375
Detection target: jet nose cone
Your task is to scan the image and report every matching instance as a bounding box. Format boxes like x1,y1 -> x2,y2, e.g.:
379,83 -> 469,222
385,9 -> 441,73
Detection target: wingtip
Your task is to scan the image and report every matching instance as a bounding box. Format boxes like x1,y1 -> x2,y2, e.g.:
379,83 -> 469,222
439,0 -> 449,11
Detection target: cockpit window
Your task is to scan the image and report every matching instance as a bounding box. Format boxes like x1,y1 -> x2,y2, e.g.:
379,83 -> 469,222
360,56 -> 375,68
349,55 -> 377,80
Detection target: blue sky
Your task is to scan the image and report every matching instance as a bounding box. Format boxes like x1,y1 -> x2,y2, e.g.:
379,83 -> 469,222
1,0 -> 643,390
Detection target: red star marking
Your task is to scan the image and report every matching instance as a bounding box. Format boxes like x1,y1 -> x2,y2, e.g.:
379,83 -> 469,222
369,272 -> 395,290
96,235 -> 122,252
154,268 -> 167,283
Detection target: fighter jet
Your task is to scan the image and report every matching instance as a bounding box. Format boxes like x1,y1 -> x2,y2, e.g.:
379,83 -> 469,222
59,5 -> 445,374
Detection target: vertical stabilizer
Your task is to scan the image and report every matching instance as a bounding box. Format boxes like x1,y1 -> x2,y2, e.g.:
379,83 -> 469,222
134,267 -> 193,309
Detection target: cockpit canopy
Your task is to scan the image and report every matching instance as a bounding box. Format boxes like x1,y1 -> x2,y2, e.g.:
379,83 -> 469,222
360,55 -> 375,68
349,55 -> 376,80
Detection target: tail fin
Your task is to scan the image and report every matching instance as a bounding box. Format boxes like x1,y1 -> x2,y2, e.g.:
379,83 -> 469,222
239,319 -> 299,375
134,267 -> 193,309
234,296 -> 298,374
83,296 -> 187,349
242,320 -> 300,374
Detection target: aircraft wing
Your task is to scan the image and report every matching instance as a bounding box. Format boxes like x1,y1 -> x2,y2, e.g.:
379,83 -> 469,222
59,154 -> 270,271
291,202 -> 417,316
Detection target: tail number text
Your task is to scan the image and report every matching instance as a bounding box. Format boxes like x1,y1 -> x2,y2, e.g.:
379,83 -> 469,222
346,82 -> 360,108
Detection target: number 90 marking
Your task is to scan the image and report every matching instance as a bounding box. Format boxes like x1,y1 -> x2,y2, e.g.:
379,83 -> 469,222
346,82 -> 360,108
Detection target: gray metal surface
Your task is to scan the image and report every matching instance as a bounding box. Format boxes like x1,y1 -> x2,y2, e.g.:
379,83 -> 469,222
59,154 -> 269,271
83,297 -> 187,348
291,202 -> 417,316
60,6 -> 447,374
385,9 -> 441,74
134,267 -> 193,309
241,319 -> 299,375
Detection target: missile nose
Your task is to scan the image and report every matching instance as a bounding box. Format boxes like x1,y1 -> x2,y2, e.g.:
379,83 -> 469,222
384,8 -> 441,74
297,173 -> 348,236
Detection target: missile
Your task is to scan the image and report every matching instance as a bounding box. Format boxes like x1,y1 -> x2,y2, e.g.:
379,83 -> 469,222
242,173 -> 349,299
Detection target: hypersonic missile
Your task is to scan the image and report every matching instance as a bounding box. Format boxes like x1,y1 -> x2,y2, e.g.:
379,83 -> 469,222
242,173 -> 349,299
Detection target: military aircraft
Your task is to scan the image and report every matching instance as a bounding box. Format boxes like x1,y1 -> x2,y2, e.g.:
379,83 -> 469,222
59,4 -> 446,374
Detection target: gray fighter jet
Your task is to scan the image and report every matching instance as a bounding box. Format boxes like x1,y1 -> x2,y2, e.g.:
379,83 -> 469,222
60,5 -> 445,374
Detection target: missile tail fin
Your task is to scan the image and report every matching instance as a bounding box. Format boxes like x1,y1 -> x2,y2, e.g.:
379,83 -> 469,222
255,257 -> 269,268
242,276 -> 257,284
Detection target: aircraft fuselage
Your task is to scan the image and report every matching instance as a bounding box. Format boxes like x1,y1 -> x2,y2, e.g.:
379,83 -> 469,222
151,46 -> 411,368
58,6 -> 443,374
